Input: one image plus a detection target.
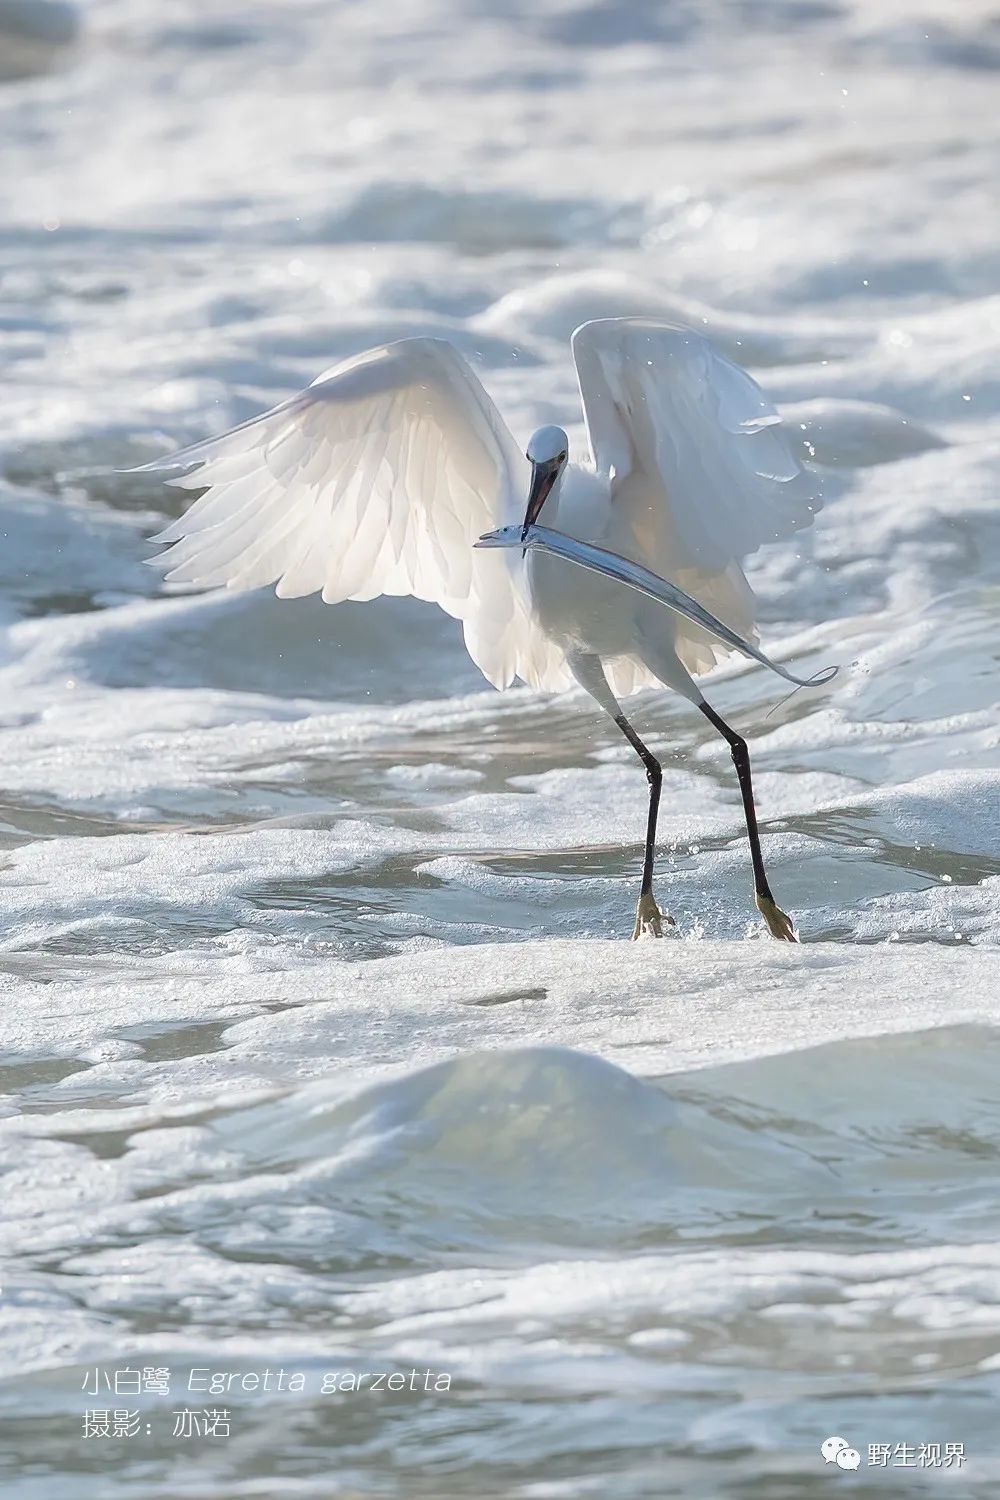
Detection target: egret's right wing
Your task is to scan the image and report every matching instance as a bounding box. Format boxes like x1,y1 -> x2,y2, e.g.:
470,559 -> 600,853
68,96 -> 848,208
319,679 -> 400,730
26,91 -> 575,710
572,318 -> 820,573
139,337 -> 568,690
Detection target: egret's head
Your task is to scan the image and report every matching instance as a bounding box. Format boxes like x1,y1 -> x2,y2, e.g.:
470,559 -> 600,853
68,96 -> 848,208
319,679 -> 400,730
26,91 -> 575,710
526,425 -> 569,467
522,426 -> 568,542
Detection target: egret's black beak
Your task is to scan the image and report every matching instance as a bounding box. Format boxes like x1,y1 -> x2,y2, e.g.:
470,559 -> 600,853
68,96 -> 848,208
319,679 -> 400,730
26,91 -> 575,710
521,460 -> 559,553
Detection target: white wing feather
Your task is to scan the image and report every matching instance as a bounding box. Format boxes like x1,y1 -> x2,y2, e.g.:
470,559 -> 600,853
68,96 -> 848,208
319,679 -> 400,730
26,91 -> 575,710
572,318 -> 820,570
572,318 -> 821,676
142,338 -> 568,690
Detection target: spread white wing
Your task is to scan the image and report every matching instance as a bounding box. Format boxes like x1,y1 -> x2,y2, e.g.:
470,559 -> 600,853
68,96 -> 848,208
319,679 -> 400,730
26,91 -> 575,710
571,318 -> 822,675
141,337 -> 569,690
572,318 -> 820,568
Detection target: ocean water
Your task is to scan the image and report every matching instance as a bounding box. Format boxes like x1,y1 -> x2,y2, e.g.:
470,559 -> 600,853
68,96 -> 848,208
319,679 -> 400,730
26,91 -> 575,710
1,1 -> 999,1495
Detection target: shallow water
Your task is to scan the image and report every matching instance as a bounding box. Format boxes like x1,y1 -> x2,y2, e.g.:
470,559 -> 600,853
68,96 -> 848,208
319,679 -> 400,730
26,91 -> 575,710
1,0 -> 999,1495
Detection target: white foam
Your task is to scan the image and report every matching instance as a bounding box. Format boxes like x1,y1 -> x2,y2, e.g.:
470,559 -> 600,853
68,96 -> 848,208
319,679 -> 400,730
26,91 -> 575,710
1,0 -> 999,1490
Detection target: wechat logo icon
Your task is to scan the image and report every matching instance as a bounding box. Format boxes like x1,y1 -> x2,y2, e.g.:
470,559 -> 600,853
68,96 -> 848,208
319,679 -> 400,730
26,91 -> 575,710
821,1436 -> 861,1470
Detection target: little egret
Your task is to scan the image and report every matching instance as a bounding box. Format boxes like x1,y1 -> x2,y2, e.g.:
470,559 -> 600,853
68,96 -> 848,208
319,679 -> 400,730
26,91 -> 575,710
139,319 -> 828,941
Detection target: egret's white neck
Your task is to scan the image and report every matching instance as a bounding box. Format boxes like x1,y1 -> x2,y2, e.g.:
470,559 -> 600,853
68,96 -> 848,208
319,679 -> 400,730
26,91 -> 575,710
542,462 -> 608,543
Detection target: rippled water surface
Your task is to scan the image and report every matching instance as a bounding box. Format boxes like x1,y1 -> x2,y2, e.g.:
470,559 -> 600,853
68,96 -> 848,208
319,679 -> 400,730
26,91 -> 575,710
1,1 -> 999,1495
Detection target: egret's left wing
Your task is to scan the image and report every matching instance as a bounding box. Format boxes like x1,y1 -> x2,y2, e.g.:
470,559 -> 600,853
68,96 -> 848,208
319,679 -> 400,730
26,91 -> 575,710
132,337 -> 571,691
571,318 -> 821,574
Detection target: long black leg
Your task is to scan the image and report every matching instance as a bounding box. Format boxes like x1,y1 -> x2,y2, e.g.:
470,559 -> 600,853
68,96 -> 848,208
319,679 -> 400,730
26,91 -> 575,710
612,711 -> 673,938
566,653 -> 672,939
613,713 -> 661,900
699,699 -> 796,941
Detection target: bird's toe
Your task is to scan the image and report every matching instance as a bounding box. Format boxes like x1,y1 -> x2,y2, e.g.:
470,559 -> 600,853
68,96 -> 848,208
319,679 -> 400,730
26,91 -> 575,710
756,893 -> 798,943
632,892 -> 675,941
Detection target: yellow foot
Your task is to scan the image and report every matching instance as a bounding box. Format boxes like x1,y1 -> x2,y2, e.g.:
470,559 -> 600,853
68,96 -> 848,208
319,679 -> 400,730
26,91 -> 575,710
632,891 -> 675,941
756,893 -> 798,942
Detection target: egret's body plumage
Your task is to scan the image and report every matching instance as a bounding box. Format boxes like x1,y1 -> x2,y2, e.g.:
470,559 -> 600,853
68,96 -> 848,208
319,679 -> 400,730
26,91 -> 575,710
141,318 -> 823,940
527,470 -> 640,658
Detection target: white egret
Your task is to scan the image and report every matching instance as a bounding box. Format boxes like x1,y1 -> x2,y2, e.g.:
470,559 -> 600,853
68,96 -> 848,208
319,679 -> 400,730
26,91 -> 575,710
138,320 -> 828,941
